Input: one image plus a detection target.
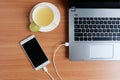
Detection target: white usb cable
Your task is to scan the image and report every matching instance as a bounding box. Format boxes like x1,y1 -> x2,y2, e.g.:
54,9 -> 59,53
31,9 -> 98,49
53,42 -> 69,80
43,67 -> 54,80
42,42 -> 69,80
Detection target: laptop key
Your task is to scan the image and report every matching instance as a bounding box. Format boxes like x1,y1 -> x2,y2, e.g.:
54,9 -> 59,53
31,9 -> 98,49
117,37 -> 120,40
84,37 -> 87,41
117,18 -> 120,20
74,17 -> 78,20
109,33 -> 112,36
84,33 -> 87,36
117,33 -> 120,36
88,37 -> 92,41
118,25 -> 120,28
74,37 -> 79,41
82,29 -> 85,32
74,21 -> 78,24
79,21 -> 82,24
92,37 -> 112,41
74,25 -> 80,28
75,33 -> 83,36
74,29 -> 81,32
116,21 -> 119,24
112,21 -> 115,24
113,37 -> 117,41
80,37 -> 84,41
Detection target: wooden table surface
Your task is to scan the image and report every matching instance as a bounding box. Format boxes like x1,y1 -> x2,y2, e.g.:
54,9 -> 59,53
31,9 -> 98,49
1,0 -> 120,80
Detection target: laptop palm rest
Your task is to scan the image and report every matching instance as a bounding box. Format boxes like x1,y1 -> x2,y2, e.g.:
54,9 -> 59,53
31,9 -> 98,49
90,45 -> 113,59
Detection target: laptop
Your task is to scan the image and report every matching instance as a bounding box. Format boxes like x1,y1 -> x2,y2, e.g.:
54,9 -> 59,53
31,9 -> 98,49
69,0 -> 120,60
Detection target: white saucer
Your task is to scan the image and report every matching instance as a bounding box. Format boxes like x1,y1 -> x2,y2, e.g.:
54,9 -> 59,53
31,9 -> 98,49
29,2 -> 60,32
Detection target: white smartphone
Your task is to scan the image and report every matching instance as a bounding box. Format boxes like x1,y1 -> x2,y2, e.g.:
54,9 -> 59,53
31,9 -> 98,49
20,35 -> 50,70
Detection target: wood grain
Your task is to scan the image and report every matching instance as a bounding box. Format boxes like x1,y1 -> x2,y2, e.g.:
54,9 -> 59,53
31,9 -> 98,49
0,0 -> 120,80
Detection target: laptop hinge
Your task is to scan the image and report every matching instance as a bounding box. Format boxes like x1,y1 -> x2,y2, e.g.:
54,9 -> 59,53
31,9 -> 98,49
71,7 -> 76,12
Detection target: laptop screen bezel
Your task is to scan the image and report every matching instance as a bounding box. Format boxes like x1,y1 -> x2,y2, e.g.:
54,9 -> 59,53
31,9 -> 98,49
69,0 -> 120,8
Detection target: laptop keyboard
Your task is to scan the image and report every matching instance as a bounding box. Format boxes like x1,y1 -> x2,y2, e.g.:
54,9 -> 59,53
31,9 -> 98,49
74,17 -> 120,41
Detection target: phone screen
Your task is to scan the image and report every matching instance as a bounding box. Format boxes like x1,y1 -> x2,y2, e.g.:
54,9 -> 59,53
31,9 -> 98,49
21,37 -> 49,68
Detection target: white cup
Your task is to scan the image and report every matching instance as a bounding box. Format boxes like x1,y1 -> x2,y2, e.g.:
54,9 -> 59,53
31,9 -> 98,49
30,2 -> 60,32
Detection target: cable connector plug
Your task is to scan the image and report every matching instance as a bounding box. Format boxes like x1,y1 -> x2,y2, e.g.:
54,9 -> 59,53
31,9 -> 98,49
42,67 -> 54,80
64,42 -> 69,46
43,67 -> 48,72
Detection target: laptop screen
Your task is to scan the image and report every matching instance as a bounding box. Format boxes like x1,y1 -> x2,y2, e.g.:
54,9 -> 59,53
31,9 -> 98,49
69,0 -> 120,8
72,0 -> 120,2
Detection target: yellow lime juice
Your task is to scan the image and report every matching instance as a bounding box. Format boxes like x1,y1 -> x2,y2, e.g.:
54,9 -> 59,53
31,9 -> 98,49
33,7 -> 54,26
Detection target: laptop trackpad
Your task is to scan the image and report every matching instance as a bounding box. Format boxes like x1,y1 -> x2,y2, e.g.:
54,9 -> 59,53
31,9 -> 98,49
90,45 -> 113,59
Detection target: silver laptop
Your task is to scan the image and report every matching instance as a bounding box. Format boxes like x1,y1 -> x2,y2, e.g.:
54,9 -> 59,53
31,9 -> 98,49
69,0 -> 120,60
